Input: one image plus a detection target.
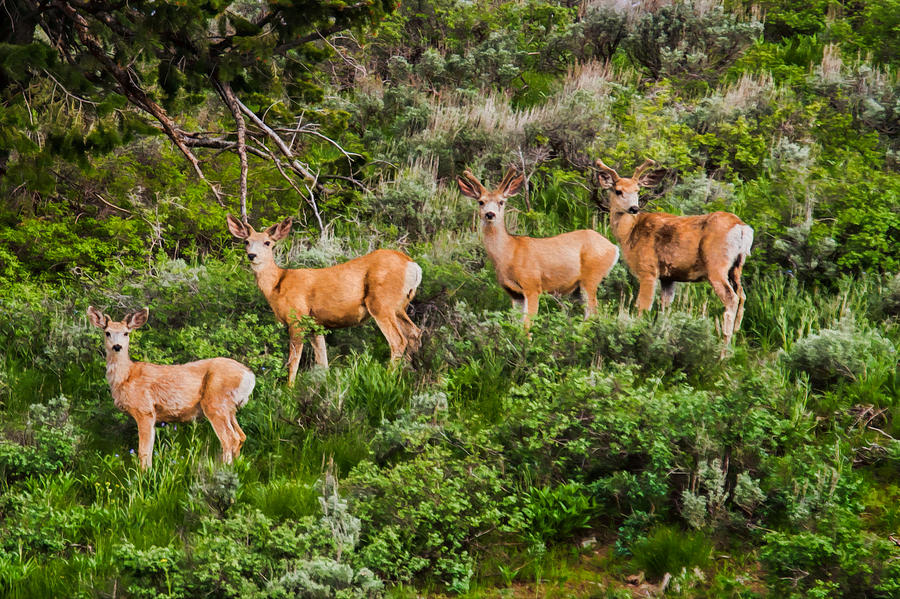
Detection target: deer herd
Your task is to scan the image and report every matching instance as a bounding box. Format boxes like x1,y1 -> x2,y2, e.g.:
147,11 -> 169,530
90,158 -> 753,469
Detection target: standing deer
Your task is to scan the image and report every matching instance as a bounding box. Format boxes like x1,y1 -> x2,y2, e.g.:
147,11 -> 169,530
226,215 -> 422,386
87,306 -> 254,470
457,168 -> 619,328
594,158 -> 754,351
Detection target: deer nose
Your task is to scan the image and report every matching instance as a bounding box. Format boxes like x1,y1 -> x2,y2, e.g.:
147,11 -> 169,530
112,344 -> 122,352
484,212 -> 496,221
627,206 -> 639,215
247,253 -> 257,261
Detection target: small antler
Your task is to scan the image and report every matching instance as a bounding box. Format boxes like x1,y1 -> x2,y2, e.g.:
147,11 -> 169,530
632,158 -> 657,179
461,170 -> 487,195
494,167 -> 519,193
594,158 -> 620,181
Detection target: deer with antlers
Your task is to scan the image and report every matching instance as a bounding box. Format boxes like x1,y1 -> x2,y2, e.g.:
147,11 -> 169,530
594,158 -> 754,351
226,215 -> 422,386
457,168 -> 619,327
87,306 -> 254,470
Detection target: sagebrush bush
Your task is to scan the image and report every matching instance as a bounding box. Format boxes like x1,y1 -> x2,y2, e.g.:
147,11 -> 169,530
782,317 -> 896,386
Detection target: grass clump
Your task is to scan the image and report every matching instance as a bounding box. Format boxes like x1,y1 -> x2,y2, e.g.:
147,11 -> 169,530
630,526 -> 713,583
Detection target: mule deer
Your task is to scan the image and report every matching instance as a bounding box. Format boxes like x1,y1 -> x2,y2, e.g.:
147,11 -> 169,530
226,215 -> 422,386
87,306 -> 254,470
457,168 -> 619,328
594,158 -> 754,351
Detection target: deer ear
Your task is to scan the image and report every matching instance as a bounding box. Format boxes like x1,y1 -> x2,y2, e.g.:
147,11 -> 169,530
457,174 -> 483,199
501,173 -> 525,198
638,168 -> 667,188
87,306 -> 108,329
265,217 -> 293,241
594,158 -> 619,189
226,214 -> 249,239
596,171 -> 616,190
126,308 -> 149,330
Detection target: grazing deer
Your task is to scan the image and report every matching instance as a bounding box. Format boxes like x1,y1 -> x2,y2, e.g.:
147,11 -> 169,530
457,168 -> 619,328
594,158 -> 754,351
87,306 -> 254,470
226,215 -> 422,386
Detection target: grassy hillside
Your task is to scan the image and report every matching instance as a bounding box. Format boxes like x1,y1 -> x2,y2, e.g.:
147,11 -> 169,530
1,1 -> 899,597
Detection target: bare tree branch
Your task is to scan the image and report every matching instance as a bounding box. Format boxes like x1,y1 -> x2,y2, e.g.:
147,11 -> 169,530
216,79 -> 250,223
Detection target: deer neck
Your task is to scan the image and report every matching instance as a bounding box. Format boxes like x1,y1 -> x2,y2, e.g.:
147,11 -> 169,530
105,351 -> 133,391
610,210 -> 639,247
481,219 -> 513,265
251,255 -> 287,299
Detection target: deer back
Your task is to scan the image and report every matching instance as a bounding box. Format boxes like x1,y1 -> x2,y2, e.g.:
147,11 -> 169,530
111,358 -> 250,422
264,249 -> 416,329
622,211 -> 749,282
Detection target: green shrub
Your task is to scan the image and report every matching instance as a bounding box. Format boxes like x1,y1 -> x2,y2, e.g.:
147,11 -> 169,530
521,482 -> 596,544
349,447 -> 519,592
625,1 -> 761,87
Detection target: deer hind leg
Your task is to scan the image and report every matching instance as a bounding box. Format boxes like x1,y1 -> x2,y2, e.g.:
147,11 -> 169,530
659,280 -> 676,311
397,310 -> 422,355
709,276 -> 739,354
581,246 -> 618,319
230,413 -> 246,458
134,412 -> 156,471
730,257 -> 747,335
312,334 -> 329,368
579,281 -> 599,319
202,397 -> 237,464
366,299 -> 407,361
636,275 -> 658,315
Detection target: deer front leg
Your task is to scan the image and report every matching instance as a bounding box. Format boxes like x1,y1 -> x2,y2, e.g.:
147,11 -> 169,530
636,275 -> 658,315
287,331 -> 305,387
134,412 -> 156,470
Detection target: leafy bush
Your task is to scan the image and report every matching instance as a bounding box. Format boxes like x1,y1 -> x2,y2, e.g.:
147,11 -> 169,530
349,446 -> 519,592
0,396 -> 79,484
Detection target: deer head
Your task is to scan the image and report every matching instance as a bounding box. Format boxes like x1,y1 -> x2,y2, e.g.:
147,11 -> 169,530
457,167 -> 525,228
88,306 -> 148,356
226,215 -> 292,269
595,158 -> 666,216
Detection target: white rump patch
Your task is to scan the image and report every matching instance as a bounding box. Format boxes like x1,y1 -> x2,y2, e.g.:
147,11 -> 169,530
405,262 -> 423,299
725,224 -> 754,261
233,370 -> 255,409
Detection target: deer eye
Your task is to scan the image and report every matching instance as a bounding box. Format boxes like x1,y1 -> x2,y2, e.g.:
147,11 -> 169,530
105,332 -> 110,337
124,332 -> 129,337
244,240 -> 249,245
264,241 -> 271,247
498,201 -> 504,206
478,200 -> 485,206
615,189 -> 623,196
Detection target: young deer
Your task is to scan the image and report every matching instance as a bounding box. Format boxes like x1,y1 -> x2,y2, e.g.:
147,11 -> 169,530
457,168 -> 619,328
87,306 -> 254,470
226,215 -> 422,386
594,158 -> 754,351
